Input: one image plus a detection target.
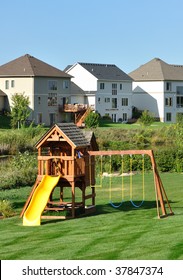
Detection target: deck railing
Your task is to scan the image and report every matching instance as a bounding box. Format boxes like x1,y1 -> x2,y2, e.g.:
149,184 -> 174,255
59,104 -> 88,112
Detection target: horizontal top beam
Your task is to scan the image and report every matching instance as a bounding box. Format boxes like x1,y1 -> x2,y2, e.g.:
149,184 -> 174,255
88,150 -> 153,157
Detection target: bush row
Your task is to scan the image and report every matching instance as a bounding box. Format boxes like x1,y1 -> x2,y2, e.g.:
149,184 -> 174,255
0,123 -> 183,189
94,148 -> 183,174
0,124 -> 46,155
0,152 -> 37,190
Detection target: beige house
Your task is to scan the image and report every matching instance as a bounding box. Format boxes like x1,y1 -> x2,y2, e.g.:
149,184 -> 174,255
0,54 -> 72,125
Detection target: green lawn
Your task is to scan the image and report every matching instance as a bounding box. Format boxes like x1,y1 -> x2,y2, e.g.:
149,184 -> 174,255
98,119 -> 171,129
0,172 -> 183,260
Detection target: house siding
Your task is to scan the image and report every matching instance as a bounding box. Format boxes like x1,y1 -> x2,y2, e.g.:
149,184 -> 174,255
0,77 -> 34,111
132,80 -> 183,123
132,81 -> 165,121
96,80 -> 132,121
34,77 -> 71,125
68,64 -> 98,92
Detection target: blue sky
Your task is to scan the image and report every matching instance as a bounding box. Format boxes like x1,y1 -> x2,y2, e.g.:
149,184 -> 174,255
1,0 -> 183,73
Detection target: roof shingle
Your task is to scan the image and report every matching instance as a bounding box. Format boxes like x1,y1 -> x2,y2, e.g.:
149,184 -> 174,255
129,58 -> 183,81
68,62 -> 132,81
0,54 -> 71,78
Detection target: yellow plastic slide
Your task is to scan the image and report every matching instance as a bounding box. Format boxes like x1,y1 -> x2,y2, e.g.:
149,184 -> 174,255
23,175 -> 60,226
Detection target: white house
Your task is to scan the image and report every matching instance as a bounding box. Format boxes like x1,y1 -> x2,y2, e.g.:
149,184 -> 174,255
0,54 -> 72,126
65,62 -> 133,122
129,58 -> 183,123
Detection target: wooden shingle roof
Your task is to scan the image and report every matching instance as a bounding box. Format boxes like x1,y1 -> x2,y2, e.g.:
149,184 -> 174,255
0,54 -> 71,78
56,123 -> 90,147
35,123 -> 90,149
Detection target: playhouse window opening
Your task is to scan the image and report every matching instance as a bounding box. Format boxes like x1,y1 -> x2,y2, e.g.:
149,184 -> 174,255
41,147 -> 50,156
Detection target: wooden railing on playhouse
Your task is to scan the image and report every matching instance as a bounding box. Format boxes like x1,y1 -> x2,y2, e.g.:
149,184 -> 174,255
37,156 -> 86,178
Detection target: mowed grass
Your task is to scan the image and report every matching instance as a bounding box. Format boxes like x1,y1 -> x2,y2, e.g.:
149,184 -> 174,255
0,172 -> 183,260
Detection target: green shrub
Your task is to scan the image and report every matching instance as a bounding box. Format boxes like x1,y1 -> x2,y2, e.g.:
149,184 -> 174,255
138,110 -> 154,126
0,152 -> 37,189
155,149 -> 176,172
85,112 -> 100,128
0,200 -> 14,217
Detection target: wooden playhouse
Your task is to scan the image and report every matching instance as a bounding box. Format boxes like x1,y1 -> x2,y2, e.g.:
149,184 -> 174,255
21,123 -> 97,222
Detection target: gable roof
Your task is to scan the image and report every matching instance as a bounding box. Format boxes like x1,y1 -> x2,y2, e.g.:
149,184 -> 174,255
0,54 -> 71,78
0,90 -> 7,96
80,63 -> 132,81
66,62 -> 132,81
36,123 -> 90,149
129,58 -> 183,81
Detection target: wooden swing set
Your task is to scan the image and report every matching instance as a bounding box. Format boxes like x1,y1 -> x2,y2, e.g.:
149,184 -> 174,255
21,123 -> 174,225
88,149 -> 174,218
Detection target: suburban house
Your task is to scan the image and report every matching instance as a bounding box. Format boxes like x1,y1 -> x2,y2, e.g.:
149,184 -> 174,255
0,54 -> 72,126
129,58 -> 183,123
65,62 -> 133,122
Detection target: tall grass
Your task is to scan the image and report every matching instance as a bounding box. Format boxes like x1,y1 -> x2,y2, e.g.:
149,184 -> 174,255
0,124 -> 46,155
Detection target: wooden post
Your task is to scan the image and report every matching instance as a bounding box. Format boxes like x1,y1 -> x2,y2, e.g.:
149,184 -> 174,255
60,186 -> 64,203
71,181 -> 75,218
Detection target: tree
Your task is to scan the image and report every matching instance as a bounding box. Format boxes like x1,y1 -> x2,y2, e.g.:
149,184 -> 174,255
10,93 -> 30,128
84,111 -> 100,128
138,110 -> 154,126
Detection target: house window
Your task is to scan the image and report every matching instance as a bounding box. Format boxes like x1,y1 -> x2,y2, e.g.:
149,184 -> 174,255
166,82 -> 172,91
5,80 -> 9,89
63,80 -> 69,89
177,96 -> 183,108
38,97 -> 41,105
105,98 -> 110,102
112,98 -> 117,108
98,97 -> 100,103
165,97 -> 173,106
112,83 -> 117,95
122,113 -> 128,121
48,93 -> 57,106
122,98 -> 128,106
11,80 -> 15,87
176,86 -> 183,95
100,83 -> 105,90
166,113 -> 172,122
120,84 -> 123,90
48,80 -> 57,90
37,113 -> 42,124
112,114 -> 117,122
49,113 -> 56,126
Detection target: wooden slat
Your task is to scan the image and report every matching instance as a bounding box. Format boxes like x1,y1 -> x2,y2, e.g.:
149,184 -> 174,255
85,194 -> 95,200
88,150 -> 153,156
41,216 -> 72,220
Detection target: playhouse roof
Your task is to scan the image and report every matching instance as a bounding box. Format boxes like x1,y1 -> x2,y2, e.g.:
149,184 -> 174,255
35,123 -> 91,149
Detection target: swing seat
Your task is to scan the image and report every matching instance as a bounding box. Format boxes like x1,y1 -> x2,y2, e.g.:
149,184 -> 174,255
130,199 -> 144,208
109,200 -> 124,209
